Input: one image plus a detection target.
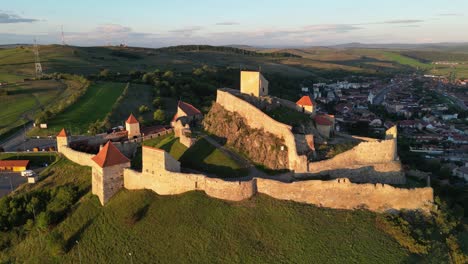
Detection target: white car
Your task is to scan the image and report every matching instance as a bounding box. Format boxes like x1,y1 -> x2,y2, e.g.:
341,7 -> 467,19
21,170 -> 35,177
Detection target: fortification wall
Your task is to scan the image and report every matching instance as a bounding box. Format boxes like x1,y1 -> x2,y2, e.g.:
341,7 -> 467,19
59,146 -> 95,167
256,178 -> 433,212
308,126 -> 399,183
216,89 -> 308,172
123,169 -> 256,201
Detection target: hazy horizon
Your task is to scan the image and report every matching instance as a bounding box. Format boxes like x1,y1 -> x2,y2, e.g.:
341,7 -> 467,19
1,0 -> 468,48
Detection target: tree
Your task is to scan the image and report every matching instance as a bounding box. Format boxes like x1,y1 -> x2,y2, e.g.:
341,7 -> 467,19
153,109 -> 165,123
88,120 -> 103,135
99,69 -> 110,77
138,105 -> 150,113
142,73 -> 153,84
152,97 -> 163,108
163,70 -> 174,79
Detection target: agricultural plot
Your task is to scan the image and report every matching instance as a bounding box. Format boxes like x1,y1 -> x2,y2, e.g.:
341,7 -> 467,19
0,80 -> 66,136
42,82 -> 126,135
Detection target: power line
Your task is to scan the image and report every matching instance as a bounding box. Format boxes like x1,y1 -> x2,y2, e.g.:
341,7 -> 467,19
33,38 -> 43,78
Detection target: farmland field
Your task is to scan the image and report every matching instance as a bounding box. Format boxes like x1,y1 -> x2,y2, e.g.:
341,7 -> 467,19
0,80 -> 66,136
35,82 -> 126,135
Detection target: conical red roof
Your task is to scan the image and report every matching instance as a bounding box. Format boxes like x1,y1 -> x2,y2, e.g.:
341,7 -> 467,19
296,96 -> 314,106
57,128 -> 68,137
91,141 -> 130,168
126,114 -> 139,124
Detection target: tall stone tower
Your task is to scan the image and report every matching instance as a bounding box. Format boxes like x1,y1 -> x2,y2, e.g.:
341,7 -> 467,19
91,141 -> 130,205
56,128 -> 69,152
240,70 -> 269,97
125,113 -> 140,139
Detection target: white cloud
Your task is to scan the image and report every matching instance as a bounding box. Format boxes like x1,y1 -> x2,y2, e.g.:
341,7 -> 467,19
0,11 -> 39,23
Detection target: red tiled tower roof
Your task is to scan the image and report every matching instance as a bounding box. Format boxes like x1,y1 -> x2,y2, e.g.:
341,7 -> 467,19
126,114 -> 139,124
314,115 -> 333,126
178,101 -> 201,116
91,141 -> 130,168
57,128 -> 68,137
296,96 -> 314,106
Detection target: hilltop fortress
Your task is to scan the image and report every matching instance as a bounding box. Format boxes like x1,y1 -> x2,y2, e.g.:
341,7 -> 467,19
54,71 -> 433,213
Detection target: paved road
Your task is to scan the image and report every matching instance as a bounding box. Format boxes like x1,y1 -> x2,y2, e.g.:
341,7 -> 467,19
0,172 -> 27,198
0,123 -> 56,152
373,84 -> 395,105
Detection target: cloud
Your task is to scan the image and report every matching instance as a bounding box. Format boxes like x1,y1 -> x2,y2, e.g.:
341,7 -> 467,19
215,22 -> 239,26
303,24 -> 362,33
168,26 -> 203,36
380,19 -> 424,24
0,11 -> 39,23
95,24 -> 132,34
438,13 -> 463,16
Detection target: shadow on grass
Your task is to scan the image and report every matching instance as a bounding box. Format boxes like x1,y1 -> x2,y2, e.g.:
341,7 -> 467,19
65,218 -> 95,252
179,139 -> 246,178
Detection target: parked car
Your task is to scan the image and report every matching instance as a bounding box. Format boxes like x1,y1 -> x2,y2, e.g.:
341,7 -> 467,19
21,170 -> 35,177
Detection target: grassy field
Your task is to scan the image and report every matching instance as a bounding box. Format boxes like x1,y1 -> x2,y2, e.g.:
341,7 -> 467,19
0,80 -> 66,135
142,134 -> 246,177
3,189 -> 416,263
0,44 -> 451,81
28,82 -> 126,136
0,149 -> 454,263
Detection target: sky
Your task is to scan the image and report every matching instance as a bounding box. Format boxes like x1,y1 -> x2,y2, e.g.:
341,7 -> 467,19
1,0 -> 467,47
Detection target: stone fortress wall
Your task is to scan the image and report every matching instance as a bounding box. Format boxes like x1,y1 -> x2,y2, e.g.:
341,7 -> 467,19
58,146 -> 95,167
216,88 -> 309,172
122,145 -> 433,212
256,178 -> 433,212
307,126 -> 404,183
56,126 -> 433,212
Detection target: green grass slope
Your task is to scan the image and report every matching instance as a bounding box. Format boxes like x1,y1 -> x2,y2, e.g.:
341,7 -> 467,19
143,134 -> 246,177
29,82 -> 126,135
0,80 -> 66,135
6,190 -> 413,263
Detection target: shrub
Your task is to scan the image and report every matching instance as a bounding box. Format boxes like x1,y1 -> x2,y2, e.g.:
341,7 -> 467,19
139,105 -> 150,113
153,109 -> 165,123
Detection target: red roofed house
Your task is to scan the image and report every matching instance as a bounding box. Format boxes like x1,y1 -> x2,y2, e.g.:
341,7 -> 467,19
91,141 -> 131,205
171,101 -> 203,127
0,160 -> 30,172
296,95 -> 315,114
125,113 -> 141,139
314,114 -> 335,139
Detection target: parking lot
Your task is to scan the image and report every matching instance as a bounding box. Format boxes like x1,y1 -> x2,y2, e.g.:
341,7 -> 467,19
0,171 -> 27,198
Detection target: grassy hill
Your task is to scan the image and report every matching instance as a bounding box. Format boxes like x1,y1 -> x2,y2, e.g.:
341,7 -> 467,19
0,152 -> 461,263
27,82 -> 126,136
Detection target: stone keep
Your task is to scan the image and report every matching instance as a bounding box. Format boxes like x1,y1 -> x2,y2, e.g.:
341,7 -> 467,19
56,128 -> 69,152
240,71 -> 269,97
92,141 -> 130,205
125,114 -> 140,139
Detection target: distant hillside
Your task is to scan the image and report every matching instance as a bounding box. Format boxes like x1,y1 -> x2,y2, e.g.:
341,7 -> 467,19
331,42 -> 468,53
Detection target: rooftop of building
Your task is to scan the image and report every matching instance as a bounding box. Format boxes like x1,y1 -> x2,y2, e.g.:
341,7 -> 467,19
126,113 -> 139,124
57,128 -> 68,138
0,160 -> 30,167
296,95 -> 315,106
91,141 -> 130,168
